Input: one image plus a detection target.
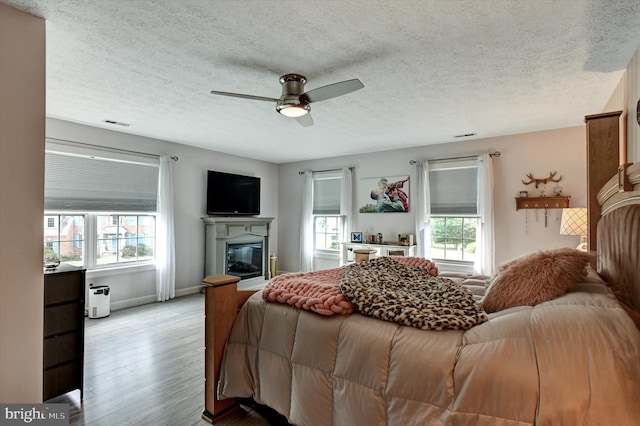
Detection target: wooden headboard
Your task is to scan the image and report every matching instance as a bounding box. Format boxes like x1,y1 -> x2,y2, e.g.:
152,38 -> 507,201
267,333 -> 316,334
596,162 -> 640,328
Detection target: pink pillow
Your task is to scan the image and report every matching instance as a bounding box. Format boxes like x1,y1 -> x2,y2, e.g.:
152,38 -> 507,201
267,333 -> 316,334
392,256 -> 439,277
481,248 -> 593,313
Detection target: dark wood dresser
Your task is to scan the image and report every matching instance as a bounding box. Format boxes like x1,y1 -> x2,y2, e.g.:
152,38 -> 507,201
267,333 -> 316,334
43,264 -> 86,401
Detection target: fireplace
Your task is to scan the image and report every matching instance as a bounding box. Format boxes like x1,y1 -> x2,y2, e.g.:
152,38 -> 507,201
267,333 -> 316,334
202,216 -> 274,287
226,241 -> 263,279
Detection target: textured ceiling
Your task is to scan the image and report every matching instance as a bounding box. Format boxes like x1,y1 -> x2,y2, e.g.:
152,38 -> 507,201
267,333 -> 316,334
4,0 -> 640,163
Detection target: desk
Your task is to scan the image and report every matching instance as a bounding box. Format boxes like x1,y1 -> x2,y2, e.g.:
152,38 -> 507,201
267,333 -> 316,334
341,243 -> 416,265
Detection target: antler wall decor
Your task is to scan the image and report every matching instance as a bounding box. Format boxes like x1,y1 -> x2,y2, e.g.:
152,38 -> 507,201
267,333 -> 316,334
521,171 -> 562,188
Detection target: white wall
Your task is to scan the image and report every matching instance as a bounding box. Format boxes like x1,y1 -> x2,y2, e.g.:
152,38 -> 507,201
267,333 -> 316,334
0,2 -> 45,403
46,118 -> 279,309
277,126 -> 587,273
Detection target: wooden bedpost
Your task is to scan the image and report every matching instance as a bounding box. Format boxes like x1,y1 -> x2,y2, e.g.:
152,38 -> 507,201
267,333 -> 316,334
201,274 -> 256,423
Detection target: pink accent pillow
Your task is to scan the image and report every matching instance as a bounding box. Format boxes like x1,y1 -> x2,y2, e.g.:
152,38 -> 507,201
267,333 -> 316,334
481,248 -> 593,313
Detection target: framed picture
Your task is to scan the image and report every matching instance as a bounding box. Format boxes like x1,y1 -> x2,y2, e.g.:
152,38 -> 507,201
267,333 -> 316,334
351,232 -> 363,243
397,233 -> 414,246
359,175 -> 410,213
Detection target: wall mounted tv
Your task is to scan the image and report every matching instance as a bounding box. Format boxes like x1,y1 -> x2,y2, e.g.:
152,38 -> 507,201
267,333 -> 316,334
207,170 -> 261,216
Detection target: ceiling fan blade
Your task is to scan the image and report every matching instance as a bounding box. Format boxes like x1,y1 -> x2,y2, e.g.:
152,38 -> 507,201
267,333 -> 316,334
295,113 -> 314,127
210,90 -> 278,103
300,79 -> 364,103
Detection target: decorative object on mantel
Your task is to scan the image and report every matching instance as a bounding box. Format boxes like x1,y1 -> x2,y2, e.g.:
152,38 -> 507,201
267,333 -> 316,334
351,232 -> 363,243
559,208 -> 588,251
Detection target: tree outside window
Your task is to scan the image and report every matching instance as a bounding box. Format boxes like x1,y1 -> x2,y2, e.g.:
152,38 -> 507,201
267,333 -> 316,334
430,217 -> 478,262
314,216 -> 341,250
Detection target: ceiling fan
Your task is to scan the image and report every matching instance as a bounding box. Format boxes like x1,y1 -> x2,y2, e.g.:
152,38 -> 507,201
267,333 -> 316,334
210,74 -> 364,127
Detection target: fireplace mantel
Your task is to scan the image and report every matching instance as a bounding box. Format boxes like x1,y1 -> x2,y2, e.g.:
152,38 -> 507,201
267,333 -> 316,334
202,216 -> 274,289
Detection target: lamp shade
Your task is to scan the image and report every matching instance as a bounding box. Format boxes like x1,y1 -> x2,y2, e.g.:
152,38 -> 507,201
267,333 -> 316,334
559,208 -> 587,236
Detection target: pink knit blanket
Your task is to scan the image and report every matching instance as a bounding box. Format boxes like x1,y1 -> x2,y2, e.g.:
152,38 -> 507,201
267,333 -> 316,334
262,266 -> 353,315
262,257 -> 438,316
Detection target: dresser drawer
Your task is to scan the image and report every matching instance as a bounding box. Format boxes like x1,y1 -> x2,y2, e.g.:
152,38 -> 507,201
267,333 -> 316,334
44,303 -> 83,337
44,332 -> 82,369
45,271 -> 84,305
43,362 -> 82,401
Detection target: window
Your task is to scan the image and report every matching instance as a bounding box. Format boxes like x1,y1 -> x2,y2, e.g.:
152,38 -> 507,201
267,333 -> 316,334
43,215 -> 85,266
430,217 -> 478,262
428,158 -> 479,268
44,141 -> 159,270
314,216 -> 341,250
96,214 -> 155,265
312,172 -> 343,252
44,213 -> 156,268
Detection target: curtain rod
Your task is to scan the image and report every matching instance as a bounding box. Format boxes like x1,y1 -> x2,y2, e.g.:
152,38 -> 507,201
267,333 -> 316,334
46,137 -> 179,161
409,151 -> 500,165
298,166 -> 355,175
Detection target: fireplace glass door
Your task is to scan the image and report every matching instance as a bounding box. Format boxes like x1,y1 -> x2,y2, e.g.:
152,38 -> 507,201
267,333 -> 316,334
226,241 -> 263,279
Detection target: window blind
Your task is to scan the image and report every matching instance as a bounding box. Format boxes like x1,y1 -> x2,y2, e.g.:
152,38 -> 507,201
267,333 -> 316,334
429,159 -> 478,215
312,172 -> 341,215
45,151 -> 159,212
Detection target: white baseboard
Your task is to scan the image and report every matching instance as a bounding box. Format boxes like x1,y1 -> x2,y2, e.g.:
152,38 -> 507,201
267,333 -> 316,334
107,285 -> 203,312
176,285 -> 202,297
110,295 -> 156,311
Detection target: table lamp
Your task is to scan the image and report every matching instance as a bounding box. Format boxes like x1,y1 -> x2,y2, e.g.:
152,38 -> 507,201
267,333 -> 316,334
559,208 -> 588,251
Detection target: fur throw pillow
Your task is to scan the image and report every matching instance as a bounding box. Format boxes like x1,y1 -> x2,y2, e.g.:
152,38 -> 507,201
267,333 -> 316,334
481,248 -> 593,313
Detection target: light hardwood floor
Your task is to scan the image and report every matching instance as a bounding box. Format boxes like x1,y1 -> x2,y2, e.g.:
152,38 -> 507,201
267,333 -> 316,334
48,293 -> 287,425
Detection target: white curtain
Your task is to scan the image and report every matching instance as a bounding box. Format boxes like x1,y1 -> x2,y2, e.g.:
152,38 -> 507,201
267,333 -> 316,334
475,153 -> 495,275
414,161 -> 432,259
340,168 -> 353,264
299,171 -> 314,272
156,156 -> 176,302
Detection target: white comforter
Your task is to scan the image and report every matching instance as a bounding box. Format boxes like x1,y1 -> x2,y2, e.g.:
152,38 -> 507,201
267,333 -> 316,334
218,272 -> 640,425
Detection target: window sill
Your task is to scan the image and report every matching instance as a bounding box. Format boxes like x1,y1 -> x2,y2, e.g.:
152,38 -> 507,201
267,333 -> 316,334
86,262 -> 156,278
433,259 -> 475,274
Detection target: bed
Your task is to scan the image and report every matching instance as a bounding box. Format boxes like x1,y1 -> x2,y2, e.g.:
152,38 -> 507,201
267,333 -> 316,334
201,163 -> 640,425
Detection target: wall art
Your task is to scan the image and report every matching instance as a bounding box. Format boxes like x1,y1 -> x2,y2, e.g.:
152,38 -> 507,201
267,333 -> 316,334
359,175 -> 409,213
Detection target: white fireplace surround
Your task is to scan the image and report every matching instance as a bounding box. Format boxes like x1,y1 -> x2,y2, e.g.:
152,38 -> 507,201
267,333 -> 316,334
202,216 -> 274,289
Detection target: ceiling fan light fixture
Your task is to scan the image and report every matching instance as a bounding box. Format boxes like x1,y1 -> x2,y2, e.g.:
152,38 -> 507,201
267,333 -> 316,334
210,73 -> 363,126
276,103 -> 310,118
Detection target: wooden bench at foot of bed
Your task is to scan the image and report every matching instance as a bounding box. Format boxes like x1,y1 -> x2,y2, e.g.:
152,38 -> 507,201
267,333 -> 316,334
201,274 -> 258,424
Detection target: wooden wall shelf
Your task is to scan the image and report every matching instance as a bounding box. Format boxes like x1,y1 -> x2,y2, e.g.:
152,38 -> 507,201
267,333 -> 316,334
515,196 -> 570,210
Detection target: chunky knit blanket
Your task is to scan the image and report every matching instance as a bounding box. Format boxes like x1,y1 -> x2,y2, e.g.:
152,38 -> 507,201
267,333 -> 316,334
340,257 -> 488,330
262,266 -> 354,315
262,256 -> 439,316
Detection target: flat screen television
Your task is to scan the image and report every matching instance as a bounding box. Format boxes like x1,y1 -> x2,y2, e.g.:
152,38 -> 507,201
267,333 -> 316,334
207,170 -> 260,215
